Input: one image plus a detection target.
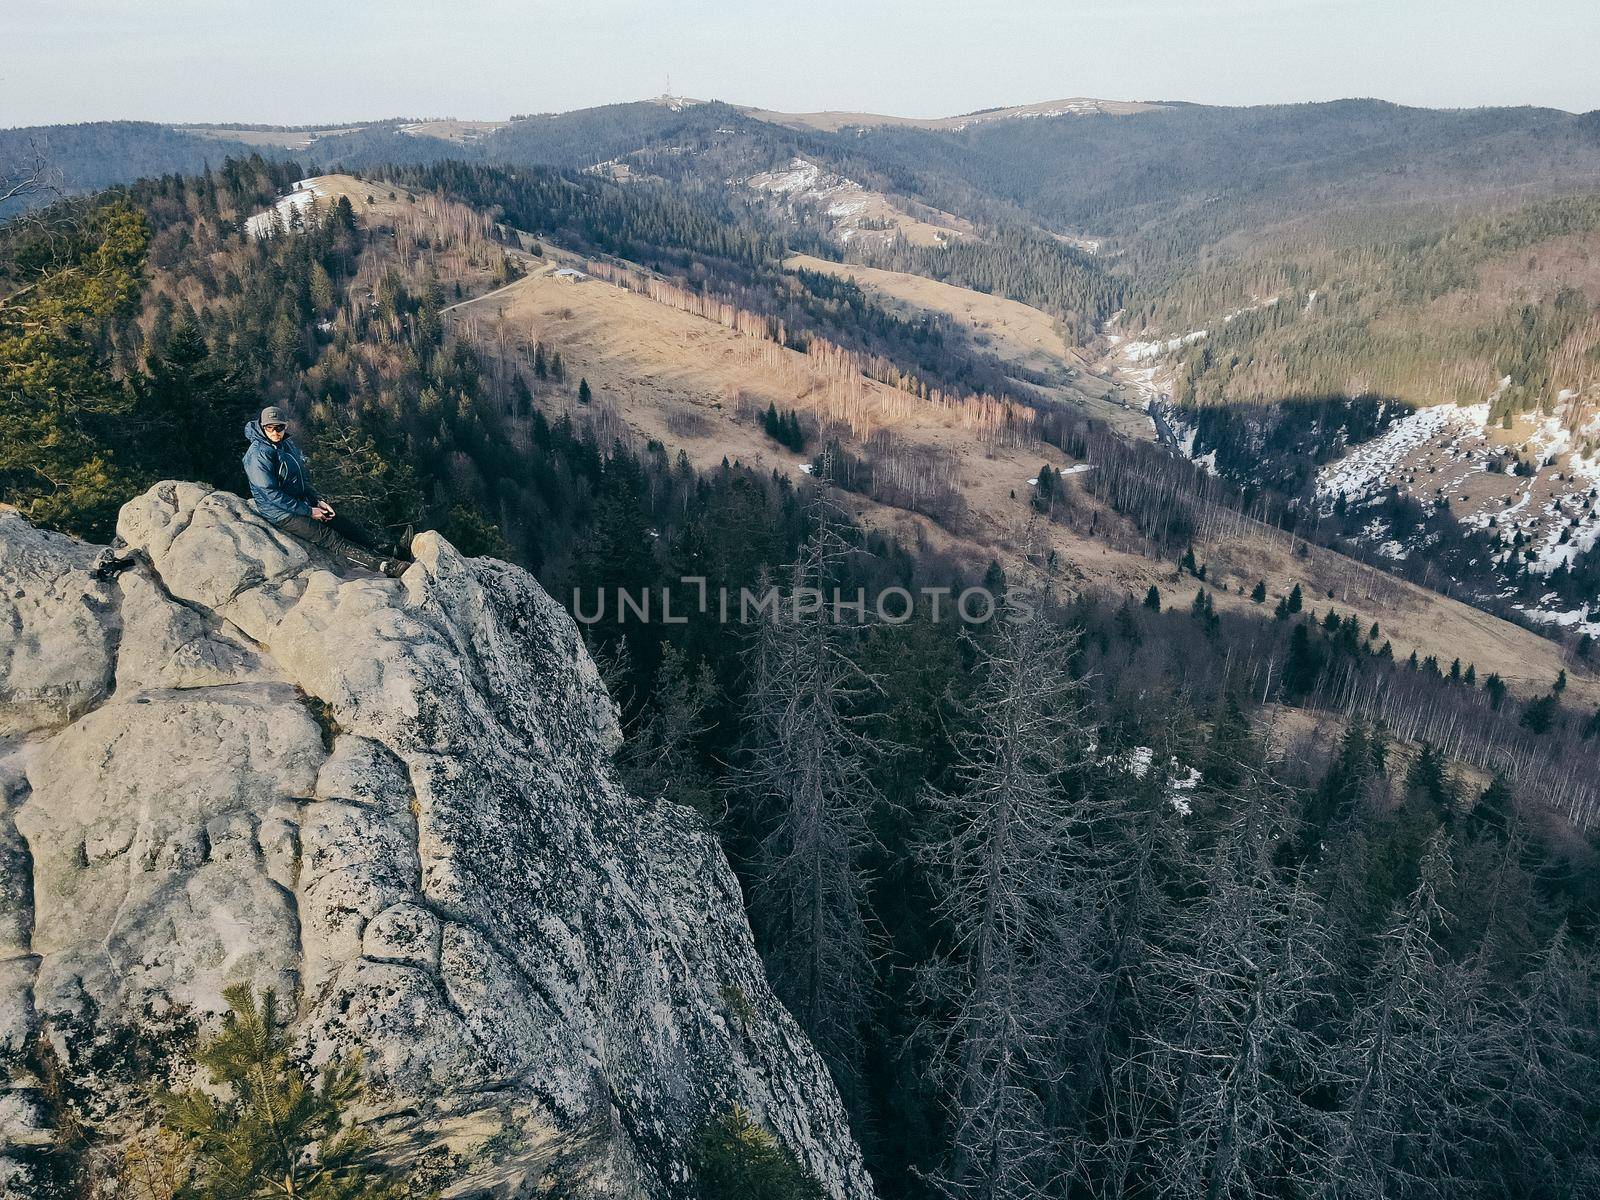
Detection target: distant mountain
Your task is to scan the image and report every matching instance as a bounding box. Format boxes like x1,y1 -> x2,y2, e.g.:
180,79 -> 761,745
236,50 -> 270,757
737,95 -> 1165,133
0,121 -> 284,203
11,97 -> 1600,237
826,99 -> 1600,256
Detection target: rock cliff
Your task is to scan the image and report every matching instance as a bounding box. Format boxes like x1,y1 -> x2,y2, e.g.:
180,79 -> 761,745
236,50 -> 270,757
0,482 -> 872,1198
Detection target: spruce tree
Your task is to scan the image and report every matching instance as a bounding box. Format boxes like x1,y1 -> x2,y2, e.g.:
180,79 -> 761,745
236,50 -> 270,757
130,317 -> 250,488
918,584 -> 1097,1197
1520,693 -> 1558,735
1322,836 -> 1504,1200
1130,790 -> 1335,1200
1282,623 -> 1323,701
693,1107 -> 825,1200
1484,673 -> 1507,709
735,476 -> 881,1100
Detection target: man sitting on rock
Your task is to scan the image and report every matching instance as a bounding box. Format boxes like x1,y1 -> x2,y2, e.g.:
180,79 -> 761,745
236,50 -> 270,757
243,407 -> 409,578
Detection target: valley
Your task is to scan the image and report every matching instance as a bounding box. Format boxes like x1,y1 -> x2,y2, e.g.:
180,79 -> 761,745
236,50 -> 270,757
413,180 -> 1595,710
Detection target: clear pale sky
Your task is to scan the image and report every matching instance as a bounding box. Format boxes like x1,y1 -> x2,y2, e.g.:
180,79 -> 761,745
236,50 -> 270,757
6,0 -> 1598,128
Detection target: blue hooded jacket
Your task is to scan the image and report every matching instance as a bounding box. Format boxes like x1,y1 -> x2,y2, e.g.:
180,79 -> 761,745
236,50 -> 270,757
242,419 -> 317,525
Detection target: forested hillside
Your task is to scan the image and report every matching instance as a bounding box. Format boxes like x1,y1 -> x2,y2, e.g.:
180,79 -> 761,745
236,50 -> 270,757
1143,193 -> 1600,414
839,101 -> 1600,261
0,120 -> 270,199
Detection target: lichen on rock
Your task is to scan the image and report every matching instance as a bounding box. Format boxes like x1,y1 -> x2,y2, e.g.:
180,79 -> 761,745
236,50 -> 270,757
0,485 -> 871,1199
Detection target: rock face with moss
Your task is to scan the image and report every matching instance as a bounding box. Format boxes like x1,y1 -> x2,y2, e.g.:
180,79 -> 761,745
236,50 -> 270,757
0,483 -> 872,1199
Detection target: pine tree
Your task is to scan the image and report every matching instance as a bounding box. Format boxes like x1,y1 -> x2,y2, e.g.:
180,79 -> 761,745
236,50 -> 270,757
693,1107 -> 825,1200
1403,742 -> 1455,814
510,373 -> 532,417
1484,673 -> 1507,709
1144,585 -> 1161,612
1301,720 -> 1387,853
331,194 -> 357,234
0,200 -> 150,537
1463,774 -> 1516,844
1282,623 -> 1323,701
616,644 -> 719,818
309,261 -> 335,312
1520,693 -> 1558,735
577,377 -> 592,404
1490,929 -> 1600,1195
1033,463 -> 1057,512
1250,580 -> 1267,603
162,987 -> 409,1199
130,317 -> 250,488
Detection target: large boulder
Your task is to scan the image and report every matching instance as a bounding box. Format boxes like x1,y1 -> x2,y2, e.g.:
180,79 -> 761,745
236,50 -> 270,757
0,487 -> 871,1199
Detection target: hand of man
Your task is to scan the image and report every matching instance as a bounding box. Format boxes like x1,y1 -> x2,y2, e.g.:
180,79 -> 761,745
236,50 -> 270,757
312,501 -> 335,521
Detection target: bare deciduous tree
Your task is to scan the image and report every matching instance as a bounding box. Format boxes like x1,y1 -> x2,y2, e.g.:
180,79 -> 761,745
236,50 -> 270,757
0,149 -> 61,215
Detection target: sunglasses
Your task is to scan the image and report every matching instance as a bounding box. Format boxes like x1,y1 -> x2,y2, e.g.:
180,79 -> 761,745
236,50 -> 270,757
265,424 -> 287,433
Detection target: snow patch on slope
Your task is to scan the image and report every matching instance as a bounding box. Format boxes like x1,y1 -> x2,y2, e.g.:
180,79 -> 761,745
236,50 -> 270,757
1316,402 -> 1490,501
245,178 -> 325,240
739,156 -> 965,249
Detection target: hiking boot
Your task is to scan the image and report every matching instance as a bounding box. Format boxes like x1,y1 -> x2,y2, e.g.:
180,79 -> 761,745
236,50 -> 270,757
379,559 -> 408,579
90,549 -> 140,581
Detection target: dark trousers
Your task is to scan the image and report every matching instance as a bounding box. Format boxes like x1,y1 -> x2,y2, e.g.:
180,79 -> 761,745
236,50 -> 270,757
274,512 -> 390,572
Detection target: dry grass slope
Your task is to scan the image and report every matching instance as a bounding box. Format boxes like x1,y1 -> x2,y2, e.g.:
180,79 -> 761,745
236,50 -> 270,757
437,252 -> 1595,708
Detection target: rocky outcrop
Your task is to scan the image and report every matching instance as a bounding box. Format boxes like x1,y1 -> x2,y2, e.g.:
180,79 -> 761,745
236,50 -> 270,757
0,483 -> 871,1198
